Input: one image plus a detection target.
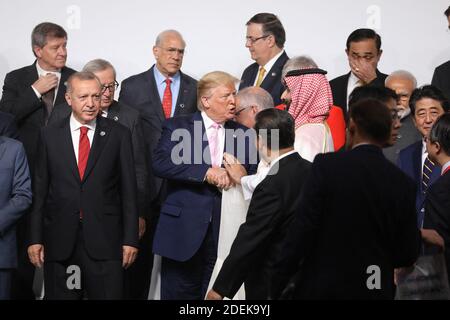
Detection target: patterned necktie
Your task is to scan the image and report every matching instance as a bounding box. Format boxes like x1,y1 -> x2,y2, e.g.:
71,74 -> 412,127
78,126 -> 90,180
162,78 -> 172,119
255,67 -> 266,87
42,87 -> 55,124
422,156 -> 435,194
208,123 -> 221,167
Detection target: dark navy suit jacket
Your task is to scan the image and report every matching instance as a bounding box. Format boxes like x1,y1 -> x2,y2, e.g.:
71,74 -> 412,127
152,112 -> 258,262
0,137 -> 32,268
398,140 -> 441,226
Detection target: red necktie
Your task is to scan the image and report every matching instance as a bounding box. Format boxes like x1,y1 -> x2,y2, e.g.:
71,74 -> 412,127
78,126 -> 90,180
162,78 -> 172,119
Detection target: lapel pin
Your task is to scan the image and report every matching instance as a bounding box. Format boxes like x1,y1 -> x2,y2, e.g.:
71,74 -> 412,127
100,131 -> 106,136
180,104 -> 185,108
271,72 -> 276,77
113,116 -> 119,121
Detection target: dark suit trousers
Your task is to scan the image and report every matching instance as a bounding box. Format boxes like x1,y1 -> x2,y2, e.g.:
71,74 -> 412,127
0,269 -> 12,300
44,223 -> 123,300
161,194 -> 221,300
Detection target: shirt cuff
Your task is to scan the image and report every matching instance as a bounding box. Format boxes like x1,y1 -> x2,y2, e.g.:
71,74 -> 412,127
31,85 -> 42,99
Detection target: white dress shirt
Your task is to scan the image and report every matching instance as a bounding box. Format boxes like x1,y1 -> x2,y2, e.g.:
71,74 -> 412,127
32,61 -> 62,103
70,113 -> 96,163
253,50 -> 285,86
201,111 -> 225,167
442,160 -> 450,175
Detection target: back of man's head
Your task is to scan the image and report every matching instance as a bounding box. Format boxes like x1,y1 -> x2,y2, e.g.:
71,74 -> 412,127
349,98 -> 392,146
246,13 -> 286,48
349,86 -> 397,108
430,113 -> 450,157
254,108 -> 294,150
346,28 -> 381,51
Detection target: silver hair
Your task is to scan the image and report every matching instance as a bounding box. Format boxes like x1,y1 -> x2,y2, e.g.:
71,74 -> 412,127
236,86 -> 274,110
281,55 -> 318,79
31,22 -> 67,57
385,70 -> 417,89
155,29 -> 185,47
82,59 -> 116,78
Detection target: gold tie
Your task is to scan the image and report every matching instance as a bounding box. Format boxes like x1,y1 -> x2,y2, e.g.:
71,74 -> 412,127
255,67 -> 266,87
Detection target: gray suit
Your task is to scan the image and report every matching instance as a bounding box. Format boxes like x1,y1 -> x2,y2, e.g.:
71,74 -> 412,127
383,114 -> 421,164
0,137 -> 32,299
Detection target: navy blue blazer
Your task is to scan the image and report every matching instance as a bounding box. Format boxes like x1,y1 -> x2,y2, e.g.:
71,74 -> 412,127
152,112 -> 258,261
0,137 -> 32,268
239,51 -> 289,106
398,140 -> 441,226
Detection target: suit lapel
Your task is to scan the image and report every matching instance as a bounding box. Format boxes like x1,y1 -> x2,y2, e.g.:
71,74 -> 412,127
58,117 -> 79,181
190,112 -> 210,165
55,67 -> 70,105
412,141 -> 422,184
260,51 -> 288,91
174,72 -> 192,116
25,63 -> 39,86
147,66 -> 166,123
82,117 -> 111,182
106,101 -> 120,122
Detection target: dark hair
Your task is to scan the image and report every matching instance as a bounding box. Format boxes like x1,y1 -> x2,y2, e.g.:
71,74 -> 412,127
430,113 -> 450,156
247,13 -> 286,48
31,22 -> 67,57
346,28 -> 381,51
349,99 -> 392,145
409,85 -> 450,115
349,86 -> 397,108
254,108 -> 294,150
445,6 -> 450,17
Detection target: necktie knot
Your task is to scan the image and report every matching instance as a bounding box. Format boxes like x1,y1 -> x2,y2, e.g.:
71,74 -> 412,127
80,126 -> 89,136
255,67 -> 266,87
165,78 -> 172,86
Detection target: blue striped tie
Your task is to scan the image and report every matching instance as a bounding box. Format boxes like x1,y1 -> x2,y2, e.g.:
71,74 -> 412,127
422,156 -> 435,194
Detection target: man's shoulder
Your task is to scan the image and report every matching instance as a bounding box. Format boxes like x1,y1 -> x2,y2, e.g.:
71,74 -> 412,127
115,101 -> 139,118
241,62 -> 259,76
0,136 -> 23,150
180,72 -> 198,86
435,60 -> 450,73
121,68 -> 152,87
4,64 -> 35,79
62,66 -> 77,75
329,73 -> 350,86
399,140 -> 421,158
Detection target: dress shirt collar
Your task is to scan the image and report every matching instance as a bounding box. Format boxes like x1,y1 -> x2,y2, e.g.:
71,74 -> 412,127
36,60 -> 61,78
153,65 -> 180,85
201,111 -> 224,128
70,113 -> 96,132
260,50 -> 284,73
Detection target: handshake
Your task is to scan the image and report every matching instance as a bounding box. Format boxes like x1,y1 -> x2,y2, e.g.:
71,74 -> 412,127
205,153 -> 247,190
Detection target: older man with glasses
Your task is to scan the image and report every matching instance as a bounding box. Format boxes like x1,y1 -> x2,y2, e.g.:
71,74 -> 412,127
239,13 -> 289,106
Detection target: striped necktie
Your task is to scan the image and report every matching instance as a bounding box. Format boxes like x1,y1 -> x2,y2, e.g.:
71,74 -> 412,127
422,156 -> 435,194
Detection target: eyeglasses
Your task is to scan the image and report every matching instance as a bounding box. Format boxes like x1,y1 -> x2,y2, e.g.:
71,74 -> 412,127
158,46 -> 185,56
101,80 -> 119,93
245,35 -> 270,45
235,106 -> 251,116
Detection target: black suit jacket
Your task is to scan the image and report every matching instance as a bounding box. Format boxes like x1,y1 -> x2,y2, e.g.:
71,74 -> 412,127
424,170 -> 450,284
0,62 -> 76,169
119,65 -> 197,203
48,100 -> 151,219
432,60 -> 450,101
239,51 -> 289,106
28,116 -> 139,261
330,70 -> 388,119
275,145 -> 420,299
0,111 -> 19,139
212,152 -> 311,299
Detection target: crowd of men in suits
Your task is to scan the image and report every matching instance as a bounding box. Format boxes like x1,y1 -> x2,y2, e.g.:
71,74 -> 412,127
0,8 -> 450,300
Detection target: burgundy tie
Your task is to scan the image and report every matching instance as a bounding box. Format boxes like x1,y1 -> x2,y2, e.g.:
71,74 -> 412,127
78,126 -> 90,180
162,78 -> 172,119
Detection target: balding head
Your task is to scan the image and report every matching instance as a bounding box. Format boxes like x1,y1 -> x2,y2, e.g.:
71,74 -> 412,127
235,86 -> 274,128
153,30 -> 186,77
385,70 -> 417,117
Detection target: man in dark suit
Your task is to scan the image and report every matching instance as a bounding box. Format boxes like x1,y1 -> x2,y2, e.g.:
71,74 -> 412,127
431,6 -> 450,100
398,85 -> 449,228
423,113 -> 450,285
239,13 -> 288,106
49,59 -> 151,299
0,137 -> 32,300
0,22 -> 76,299
274,99 -> 420,300
0,111 -> 19,139
206,109 -> 311,300
384,70 -> 422,163
27,72 -> 139,299
119,29 -> 197,225
330,28 -> 388,119
152,71 -> 257,300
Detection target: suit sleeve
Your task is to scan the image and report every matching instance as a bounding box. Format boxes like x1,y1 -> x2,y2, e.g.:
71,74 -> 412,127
0,72 -> 43,121
212,182 -> 282,298
431,68 -> 443,91
152,120 -> 210,183
0,143 -> 32,236
119,128 -> 139,248
393,179 -> 420,267
28,129 -> 49,245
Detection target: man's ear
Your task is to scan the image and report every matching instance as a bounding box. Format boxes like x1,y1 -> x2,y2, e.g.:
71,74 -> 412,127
201,96 -> 209,110
65,92 -> 71,106
33,46 -> 42,58
152,46 -> 159,59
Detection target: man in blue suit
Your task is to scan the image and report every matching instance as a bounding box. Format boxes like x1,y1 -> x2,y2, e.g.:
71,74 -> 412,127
152,71 -> 258,300
398,85 -> 449,227
0,137 -> 32,299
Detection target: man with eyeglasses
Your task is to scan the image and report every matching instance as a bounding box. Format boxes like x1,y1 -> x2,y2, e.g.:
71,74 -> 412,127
383,70 -> 422,163
398,85 -> 449,229
330,28 -> 388,119
49,59 -> 151,299
239,13 -> 288,106
234,86 -> 274,129
431,6 -> 450,101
